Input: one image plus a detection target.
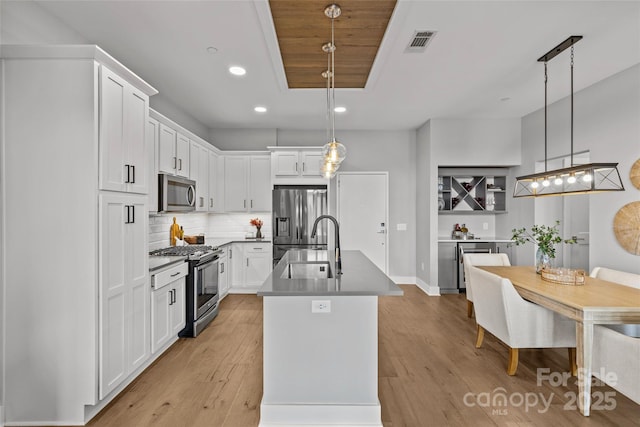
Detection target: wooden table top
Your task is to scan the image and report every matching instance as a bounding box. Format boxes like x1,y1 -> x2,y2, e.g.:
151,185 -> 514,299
477,266 -> 640,313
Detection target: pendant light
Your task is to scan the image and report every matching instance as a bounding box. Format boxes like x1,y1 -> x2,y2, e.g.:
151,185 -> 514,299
514,36 -> 624,197
321,4 -> 346,179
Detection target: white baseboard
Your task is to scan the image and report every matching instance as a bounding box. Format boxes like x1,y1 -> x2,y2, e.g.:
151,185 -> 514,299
259,402 -> 382,427
390,275 -> 415,285
228,287 -> 259,295
416,277 -> 440,296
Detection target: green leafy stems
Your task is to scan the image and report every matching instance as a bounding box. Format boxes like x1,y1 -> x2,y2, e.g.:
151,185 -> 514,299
511,220 -> 577,259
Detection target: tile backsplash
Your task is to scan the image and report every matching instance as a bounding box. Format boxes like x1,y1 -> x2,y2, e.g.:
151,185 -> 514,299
149,212 -> 272,250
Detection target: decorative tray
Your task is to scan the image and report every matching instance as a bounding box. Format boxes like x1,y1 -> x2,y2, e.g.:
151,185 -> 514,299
541,267 -> 586,285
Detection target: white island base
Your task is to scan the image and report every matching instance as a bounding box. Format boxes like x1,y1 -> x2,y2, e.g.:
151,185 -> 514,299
259,295 -> 382,427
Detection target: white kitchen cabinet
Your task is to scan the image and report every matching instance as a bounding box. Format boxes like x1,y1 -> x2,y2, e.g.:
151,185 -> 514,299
151,263 -> 187,354
244,243 -> 272,287
147,117 -> 160,213
272,150 -> 323,177
218,249 -> 230,300
99,192 -> 149,399
2,45 -> 158,425
209,151 -> 225,212
190,141 -> 210,212
158,124 -> 190,177
224,155 -> 271,212
229,242 -> 272,292
99,65 -> 149,194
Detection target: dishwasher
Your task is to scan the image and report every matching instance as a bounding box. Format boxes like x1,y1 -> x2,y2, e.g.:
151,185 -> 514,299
457,242 -> 497,291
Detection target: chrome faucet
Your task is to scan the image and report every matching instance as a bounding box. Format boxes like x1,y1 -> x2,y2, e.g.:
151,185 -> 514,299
311,215 -> 342,275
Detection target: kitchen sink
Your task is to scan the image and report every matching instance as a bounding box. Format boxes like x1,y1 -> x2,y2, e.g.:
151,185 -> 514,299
281,261 -> 333,279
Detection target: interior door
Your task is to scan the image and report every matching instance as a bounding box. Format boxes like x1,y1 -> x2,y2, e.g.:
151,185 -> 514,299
337,173 -> 388,273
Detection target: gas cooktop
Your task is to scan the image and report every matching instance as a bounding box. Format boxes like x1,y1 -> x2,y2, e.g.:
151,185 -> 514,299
149,245 -> 220,260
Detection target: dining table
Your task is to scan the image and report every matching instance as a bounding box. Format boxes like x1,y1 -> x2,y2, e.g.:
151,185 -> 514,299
477,265 -> 640,416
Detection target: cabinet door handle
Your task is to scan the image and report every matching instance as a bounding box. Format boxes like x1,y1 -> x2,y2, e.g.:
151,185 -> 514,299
253,247 -> 262,250
251,199 -> 253,208
220,262 -> 224,273
230,249 -> 232,259
178,158 -> 182,171
131,165 -> 135,184
295,162 -> 298,172
210,198 -> 213,208
125,205 -> 130,224
173,157 -> 177,169
302,162 -> 305,172
125,164 -> 130,183
200,196 -> 204,207
246,258 -> 249,267
170,271 -> 181,277
130,205 -> 135,224
244,200 -> 246,209
168,289 -> 173,306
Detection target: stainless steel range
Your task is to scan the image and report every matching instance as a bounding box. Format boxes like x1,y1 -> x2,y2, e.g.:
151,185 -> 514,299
150,245 -> 221,337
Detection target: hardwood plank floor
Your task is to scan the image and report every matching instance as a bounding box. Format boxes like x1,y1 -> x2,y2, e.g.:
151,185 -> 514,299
84,286 -> 639,427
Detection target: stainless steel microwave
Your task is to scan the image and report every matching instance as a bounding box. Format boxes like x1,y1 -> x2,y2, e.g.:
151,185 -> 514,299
158,174 -> 196,212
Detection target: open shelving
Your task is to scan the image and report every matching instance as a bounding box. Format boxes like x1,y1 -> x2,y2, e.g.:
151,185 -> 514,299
438,172 -> 507,214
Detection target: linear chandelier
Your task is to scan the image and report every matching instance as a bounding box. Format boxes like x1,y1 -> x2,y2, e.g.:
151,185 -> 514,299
513,36 -> 624,198
320,3 -> 346,180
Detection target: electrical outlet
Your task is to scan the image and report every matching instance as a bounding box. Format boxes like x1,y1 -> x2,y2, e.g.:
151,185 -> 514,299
312,300 -> 331,313
483,222 -> 489,230
397,223 -> 407,231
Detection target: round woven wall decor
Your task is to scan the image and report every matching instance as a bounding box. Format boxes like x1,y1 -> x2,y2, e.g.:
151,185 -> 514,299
631,159 -> 640,190
613,201 -> 640,255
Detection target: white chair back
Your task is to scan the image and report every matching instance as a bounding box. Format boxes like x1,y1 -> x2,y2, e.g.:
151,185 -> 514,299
463,253 -> 510,302
470,267 -> 576,349
590,267 -> 640,337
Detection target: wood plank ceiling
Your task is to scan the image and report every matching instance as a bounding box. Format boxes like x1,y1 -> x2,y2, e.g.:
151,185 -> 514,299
269,0 -> 397,89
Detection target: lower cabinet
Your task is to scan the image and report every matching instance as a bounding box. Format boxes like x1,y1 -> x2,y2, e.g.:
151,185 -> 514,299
218,249 -> 230,300
99,192 -> 149,400
437,242 -> 457,293
229,242 -> 272,292
496,242 -> 514,263
151,262 -> 187,354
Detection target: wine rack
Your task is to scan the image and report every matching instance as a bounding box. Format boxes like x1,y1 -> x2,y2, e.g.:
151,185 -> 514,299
438,174 -> 506,214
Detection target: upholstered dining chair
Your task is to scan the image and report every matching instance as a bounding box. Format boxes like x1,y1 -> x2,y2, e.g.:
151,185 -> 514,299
469,267 -> 576,375
590,267 -> 640,337
463,253 -> 511,318
589,267 -> 640,405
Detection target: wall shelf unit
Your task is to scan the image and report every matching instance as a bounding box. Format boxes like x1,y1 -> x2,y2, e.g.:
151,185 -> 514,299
438,169 -> 507,214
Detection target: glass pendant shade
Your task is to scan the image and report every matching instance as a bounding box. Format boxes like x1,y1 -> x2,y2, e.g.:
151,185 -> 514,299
514,163 -> 624,197
322,139 -> 346,165
320,158 -> 338,179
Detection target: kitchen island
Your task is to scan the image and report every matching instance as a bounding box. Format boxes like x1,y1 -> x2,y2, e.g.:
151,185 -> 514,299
257,249 -> 403,427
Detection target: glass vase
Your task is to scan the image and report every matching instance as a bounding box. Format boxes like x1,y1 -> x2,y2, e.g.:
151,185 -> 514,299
535,248 -> 551,274
255,227 -> 262,239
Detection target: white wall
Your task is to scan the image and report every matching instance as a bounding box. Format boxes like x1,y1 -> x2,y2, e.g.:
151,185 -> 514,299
432,118 -> 521,166
507,64 -> 640,273
214,128 -> 418,280
1,0 -> 86,44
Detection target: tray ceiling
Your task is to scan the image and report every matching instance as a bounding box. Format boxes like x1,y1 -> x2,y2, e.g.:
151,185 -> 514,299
269,0 -> 396,89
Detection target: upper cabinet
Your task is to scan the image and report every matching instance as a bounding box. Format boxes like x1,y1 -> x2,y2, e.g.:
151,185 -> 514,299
208,151 -> 225,213
225,155 -> 271,212
158,124 -> 189,178
147,117 -> 160,213
99,65 -> 149,194
189,141 -> 210,212
270,148 -> 325,184
438,169 -> 507,214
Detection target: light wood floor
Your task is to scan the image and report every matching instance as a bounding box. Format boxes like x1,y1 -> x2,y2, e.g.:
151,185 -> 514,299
85,286 -> 640,427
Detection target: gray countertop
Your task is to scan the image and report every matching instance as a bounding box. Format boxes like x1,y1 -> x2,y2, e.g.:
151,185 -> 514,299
258,249 -> 404,297
438,238 -> 514,243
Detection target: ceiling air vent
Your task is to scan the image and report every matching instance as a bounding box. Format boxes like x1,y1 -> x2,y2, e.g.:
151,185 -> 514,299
406,30 -> 437,53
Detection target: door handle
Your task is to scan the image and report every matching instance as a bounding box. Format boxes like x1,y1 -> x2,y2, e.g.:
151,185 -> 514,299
210,198 -> 213,208
173,157 -> 177,169
131,165 -> 135,183
178,158 -> 182,171
246,258 -> 249,267
221,262 -> 224,273
125,164 -> 130,183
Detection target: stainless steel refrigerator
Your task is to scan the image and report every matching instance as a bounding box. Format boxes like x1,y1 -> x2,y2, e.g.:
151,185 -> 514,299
272,185 -> 328,265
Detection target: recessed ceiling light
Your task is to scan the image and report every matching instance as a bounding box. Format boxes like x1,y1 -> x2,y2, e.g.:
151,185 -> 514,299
254,106 -> 267,113
206,46 -> 218,54
229,66 -> 246,76
334,106 -> 347,113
